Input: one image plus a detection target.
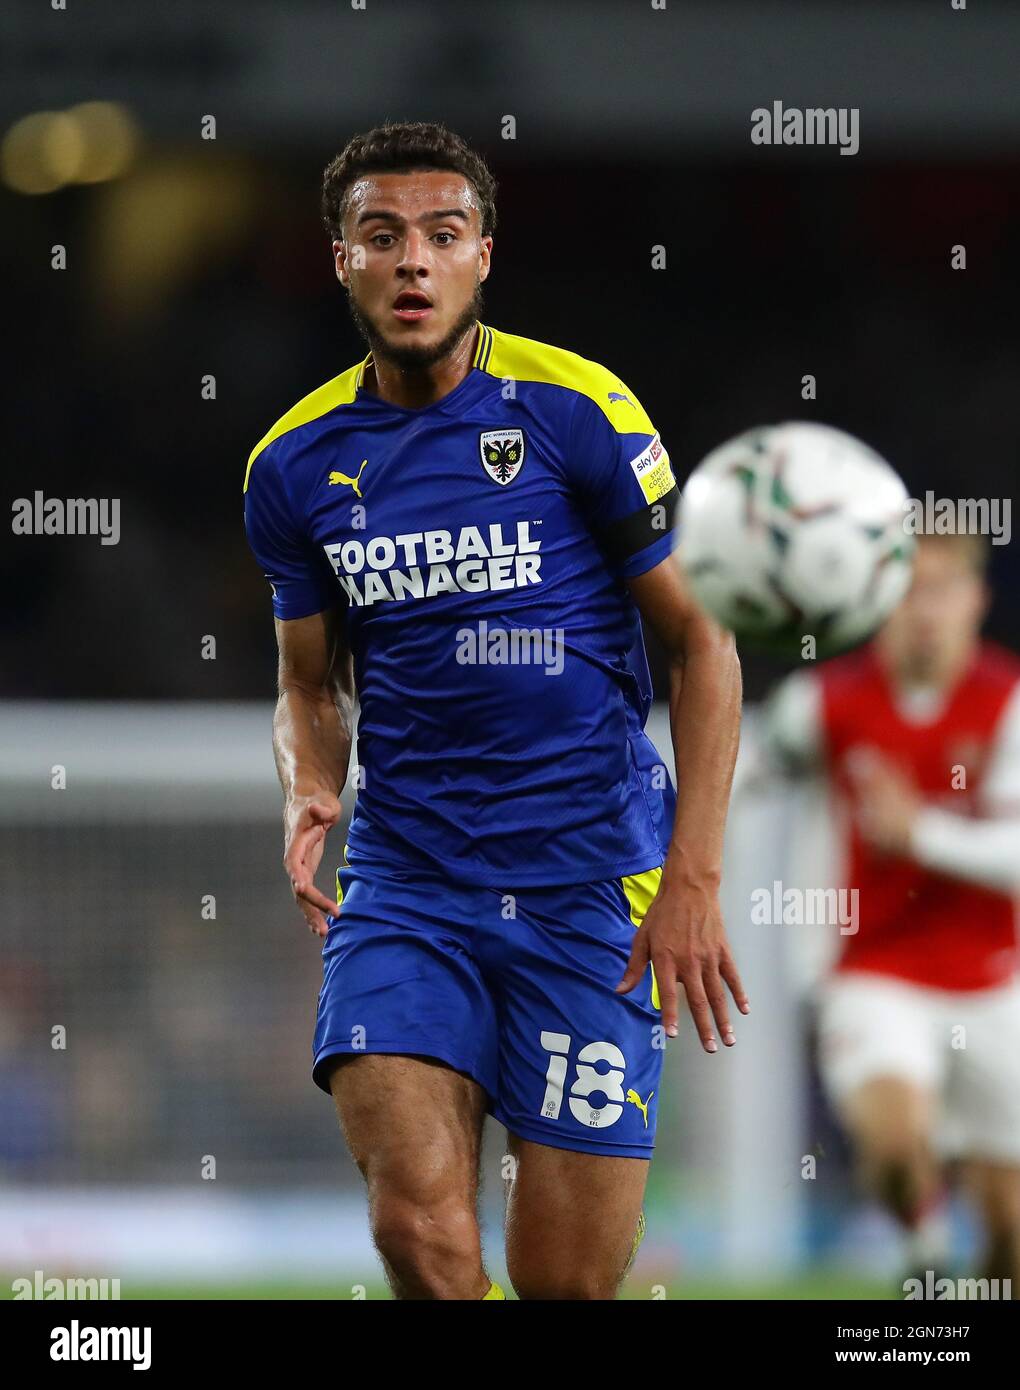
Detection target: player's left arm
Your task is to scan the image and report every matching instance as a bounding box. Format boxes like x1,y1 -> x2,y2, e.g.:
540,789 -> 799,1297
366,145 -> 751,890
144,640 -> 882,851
566,381 -> 748,1049
618,555 -> 750,1052
851,684 -> 1020,893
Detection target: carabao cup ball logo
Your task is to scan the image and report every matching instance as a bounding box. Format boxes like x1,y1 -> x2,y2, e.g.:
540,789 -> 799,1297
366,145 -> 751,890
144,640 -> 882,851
479,429 -> 526,486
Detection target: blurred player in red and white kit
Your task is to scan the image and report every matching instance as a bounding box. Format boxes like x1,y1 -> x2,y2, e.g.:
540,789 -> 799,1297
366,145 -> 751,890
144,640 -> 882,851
765,532 -> 1020,1287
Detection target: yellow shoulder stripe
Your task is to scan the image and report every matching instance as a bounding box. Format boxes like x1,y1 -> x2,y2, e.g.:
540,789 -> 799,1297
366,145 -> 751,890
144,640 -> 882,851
243,356 -> 370,492
473,322 -> 494,370
477,324 -> 655,436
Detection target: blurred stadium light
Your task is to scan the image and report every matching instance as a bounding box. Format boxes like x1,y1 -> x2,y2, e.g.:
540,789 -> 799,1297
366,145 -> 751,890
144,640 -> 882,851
1,102 -> 138,196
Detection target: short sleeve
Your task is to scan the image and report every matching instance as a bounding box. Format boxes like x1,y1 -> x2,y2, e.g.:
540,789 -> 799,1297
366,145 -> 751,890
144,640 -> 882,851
567,384 -> 679,578
979,682 -> 1020,816
760,671 -> 825,774
243,445 -> 338,620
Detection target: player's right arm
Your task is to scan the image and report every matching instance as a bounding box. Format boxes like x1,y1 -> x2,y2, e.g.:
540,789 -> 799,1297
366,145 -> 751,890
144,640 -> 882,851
855,683 -> 1020,894
244,437 -> 353,937
273,609 -> 354,937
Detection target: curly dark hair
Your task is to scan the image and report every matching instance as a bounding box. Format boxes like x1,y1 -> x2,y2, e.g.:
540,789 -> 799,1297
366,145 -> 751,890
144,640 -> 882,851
321,121 -> 497,242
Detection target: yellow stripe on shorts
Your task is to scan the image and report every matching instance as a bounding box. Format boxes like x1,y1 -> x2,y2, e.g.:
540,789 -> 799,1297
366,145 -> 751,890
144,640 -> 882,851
621,866 -> 663,1011
335,843 -> 352,907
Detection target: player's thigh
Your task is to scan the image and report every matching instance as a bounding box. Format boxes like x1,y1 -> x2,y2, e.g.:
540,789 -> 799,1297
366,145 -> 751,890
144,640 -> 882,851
325,1053 -> 490,1298
841,1077 -> 936,1158
504,1133 -> 649,1295
817,972 -> 942,1155
325,1052 -> 488,1204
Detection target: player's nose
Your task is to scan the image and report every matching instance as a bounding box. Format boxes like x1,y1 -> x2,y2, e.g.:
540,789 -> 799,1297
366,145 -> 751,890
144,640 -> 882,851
396,227 -> 431,271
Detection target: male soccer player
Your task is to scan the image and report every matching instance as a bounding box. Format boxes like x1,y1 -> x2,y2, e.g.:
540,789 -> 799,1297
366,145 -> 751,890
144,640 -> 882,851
765,533 -> 1020,1288
243,122 -> 747,1300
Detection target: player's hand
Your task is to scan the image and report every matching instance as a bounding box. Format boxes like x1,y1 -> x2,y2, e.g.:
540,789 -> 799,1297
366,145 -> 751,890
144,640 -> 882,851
615,875 -> 749,1053
847,748 -> 921,856
283,792 -> 342,938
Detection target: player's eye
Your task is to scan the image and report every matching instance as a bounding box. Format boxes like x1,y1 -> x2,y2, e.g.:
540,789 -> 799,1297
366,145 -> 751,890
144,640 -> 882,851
433,231 -> 456,245
371,233 -> 396,248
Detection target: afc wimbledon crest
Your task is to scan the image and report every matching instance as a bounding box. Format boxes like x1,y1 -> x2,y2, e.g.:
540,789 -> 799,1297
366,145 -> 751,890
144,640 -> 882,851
479,429 -> 526,486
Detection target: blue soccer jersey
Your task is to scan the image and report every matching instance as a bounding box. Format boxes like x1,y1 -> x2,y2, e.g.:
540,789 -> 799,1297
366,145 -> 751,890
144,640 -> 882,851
244,323 -> 678,887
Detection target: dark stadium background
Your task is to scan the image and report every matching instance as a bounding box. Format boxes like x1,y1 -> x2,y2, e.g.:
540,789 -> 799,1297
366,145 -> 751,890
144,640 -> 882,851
5,156 -> 1020,701
3,6 -> 1019,703
2,0 -> 1018,1300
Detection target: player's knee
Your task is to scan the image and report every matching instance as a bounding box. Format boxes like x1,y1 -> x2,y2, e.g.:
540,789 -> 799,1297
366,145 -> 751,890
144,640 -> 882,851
509,1271 -> 618,1300
507,1254 -> 620,1301
854,1117 -> 926,1176
860,1144 -> 927,1216
370,1194 -> 479,1295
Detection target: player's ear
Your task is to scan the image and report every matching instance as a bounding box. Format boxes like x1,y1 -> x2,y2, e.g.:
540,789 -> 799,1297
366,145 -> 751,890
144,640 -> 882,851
977,575 -> 993,624
478,234 -> 493,283
333,239 -> 349,288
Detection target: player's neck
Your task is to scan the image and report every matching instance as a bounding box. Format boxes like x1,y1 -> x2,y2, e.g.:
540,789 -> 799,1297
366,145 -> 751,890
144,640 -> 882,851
363,324 -> 479,411
881,640 -> 978,695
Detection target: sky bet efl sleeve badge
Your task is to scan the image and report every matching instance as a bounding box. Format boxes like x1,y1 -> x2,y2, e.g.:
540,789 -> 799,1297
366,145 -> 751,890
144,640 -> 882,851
628,434 -> 675,505
479,429 -> 526,485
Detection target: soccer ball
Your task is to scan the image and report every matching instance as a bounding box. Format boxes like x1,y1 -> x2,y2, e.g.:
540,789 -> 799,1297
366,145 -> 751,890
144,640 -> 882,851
674,421 -> 915,656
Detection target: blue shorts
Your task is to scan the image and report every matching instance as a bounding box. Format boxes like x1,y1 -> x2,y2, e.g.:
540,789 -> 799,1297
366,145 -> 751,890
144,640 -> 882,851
311,850 -> 666,1159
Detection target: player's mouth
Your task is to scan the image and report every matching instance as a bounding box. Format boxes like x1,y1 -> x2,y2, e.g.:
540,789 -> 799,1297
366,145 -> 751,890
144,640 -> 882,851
391,290 -> 434,323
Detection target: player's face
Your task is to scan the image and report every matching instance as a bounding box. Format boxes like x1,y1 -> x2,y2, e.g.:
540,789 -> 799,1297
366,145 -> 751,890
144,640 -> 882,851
877,540 -> 989,682
334,171 -> 492,368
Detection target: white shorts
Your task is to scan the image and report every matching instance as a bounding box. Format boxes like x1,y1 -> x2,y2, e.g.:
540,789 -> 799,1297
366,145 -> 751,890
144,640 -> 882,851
817,970 -> 1020,1164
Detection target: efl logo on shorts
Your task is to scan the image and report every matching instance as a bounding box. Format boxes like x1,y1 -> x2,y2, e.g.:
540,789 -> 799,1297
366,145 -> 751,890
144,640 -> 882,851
540,1032 -> 631,1130
479,429 -> 526,486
